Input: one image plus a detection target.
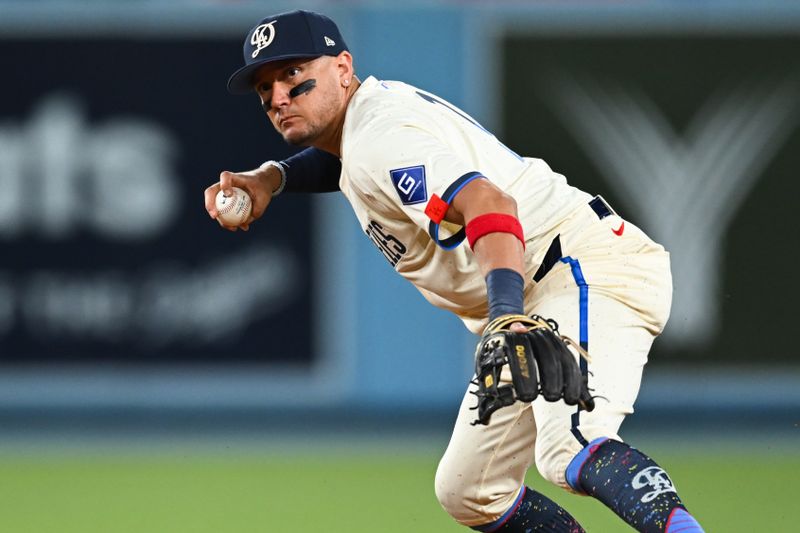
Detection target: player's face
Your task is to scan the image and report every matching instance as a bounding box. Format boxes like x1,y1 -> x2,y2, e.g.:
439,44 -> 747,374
253,56 -> 344,147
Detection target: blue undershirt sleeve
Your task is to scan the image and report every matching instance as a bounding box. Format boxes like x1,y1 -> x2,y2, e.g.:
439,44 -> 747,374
281,148 -> 342,193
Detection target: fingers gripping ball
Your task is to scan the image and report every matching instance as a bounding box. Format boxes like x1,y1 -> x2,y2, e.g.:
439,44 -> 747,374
215,187 -> 252,226
470,314 -> 595,426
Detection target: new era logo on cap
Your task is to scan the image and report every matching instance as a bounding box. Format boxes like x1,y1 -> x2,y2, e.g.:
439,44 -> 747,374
227,10 -> 349,94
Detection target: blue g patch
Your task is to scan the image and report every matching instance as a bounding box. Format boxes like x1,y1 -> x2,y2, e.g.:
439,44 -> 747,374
390,165 -> 427,205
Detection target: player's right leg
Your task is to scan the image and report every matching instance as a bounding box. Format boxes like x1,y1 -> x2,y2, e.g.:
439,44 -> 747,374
435,375 -> 585,532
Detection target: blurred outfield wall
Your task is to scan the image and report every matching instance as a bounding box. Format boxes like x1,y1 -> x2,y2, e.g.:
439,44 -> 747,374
0,1 -> 798,420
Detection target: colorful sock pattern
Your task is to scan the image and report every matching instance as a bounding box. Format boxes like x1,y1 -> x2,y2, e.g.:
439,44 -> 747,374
566,438 -> 704,533
473,485 -> 585,532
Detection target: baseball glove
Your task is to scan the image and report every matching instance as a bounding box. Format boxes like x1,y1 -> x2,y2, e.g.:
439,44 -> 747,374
470,314 -> 595,426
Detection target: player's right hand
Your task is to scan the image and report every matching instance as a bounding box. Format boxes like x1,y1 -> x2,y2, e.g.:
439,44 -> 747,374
204,163 -> 283,231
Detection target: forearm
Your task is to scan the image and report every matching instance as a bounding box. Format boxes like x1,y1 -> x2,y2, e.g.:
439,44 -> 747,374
449,180 -> 527,319
279,148 -> 342,193
472,233 -> 525,278
454,181 -> 525,277
472,228 -> 526,320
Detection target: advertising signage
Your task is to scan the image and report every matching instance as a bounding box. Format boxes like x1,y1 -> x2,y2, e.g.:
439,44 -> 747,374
503,35 -> 800,363
0,37 -> 314,366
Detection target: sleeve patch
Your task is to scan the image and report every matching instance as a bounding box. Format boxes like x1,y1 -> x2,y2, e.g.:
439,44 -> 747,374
389,165 -> 428,205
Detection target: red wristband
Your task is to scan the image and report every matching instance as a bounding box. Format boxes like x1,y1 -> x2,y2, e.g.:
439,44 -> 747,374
465,213 -> 525,249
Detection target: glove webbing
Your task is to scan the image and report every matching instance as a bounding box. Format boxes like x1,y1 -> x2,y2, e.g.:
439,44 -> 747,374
484,314 -> 591,363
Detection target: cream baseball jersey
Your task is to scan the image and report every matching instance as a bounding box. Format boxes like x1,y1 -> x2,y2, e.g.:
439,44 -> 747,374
339,76 -> 592,333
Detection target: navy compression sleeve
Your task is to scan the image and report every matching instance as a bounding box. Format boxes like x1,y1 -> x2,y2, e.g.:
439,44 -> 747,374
485,268 -> 525,321
281,148 -> 342,193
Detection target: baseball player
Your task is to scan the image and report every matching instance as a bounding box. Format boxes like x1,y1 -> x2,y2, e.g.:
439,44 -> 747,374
204,10 -> 704,533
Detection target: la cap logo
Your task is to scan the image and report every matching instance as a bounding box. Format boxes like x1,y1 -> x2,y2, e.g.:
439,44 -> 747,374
251,20 -> 277,58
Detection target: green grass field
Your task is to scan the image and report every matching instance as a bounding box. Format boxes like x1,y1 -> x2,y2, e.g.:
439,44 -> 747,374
0,442 -> 795,532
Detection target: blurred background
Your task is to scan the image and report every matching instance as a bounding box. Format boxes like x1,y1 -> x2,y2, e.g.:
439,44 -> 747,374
0,0 -> 797,531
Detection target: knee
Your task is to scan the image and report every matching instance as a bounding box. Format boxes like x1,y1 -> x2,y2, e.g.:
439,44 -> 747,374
434,459 -> 520,527
434,460 -> 479,524
535,442 -> 579,489
535,429 -> 619,489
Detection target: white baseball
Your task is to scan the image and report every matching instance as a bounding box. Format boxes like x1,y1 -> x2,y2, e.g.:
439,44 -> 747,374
215,187 -> 252,226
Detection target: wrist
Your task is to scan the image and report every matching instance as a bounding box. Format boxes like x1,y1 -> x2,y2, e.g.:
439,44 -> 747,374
485,268 -> 525,321
259,160 -> 287,196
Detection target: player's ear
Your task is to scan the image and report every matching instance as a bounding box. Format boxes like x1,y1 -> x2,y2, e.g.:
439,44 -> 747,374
335,51 -> 354,87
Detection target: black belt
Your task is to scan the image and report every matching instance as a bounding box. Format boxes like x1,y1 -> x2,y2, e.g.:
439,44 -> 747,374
533,196 -> 613,282
588,195 -> 615,220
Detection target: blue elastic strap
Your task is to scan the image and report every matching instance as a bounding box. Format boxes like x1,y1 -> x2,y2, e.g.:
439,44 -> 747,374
559,255 -> 590,447
427,171 -> 486,249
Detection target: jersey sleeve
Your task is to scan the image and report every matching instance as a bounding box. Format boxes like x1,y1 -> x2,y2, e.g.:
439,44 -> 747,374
345,124 -> 484,249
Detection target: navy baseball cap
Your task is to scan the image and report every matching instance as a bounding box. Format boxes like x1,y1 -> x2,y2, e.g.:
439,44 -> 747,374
227,10 -> 348,94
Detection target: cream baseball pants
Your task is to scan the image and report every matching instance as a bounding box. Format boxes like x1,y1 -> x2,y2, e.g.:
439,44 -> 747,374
435,200 -> 673,527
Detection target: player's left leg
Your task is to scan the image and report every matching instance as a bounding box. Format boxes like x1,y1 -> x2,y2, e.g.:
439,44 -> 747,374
519,195 -> 704,532
565,437 -> 703,533
530,286 -> 703,533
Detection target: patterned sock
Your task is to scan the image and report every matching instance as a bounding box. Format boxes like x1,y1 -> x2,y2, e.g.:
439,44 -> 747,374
565,438 -> 704,533
472,485 -> 585,532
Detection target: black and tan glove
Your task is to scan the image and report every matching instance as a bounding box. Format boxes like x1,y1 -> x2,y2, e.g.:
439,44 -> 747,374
471,314 -> 595,425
